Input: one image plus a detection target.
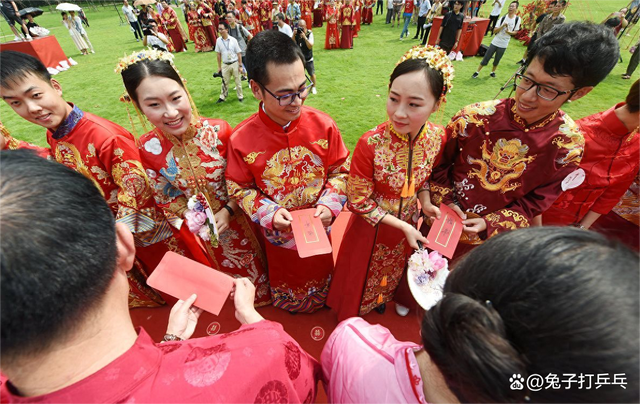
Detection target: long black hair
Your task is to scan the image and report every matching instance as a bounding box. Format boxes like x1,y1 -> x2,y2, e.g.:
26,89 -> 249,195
421,227 -> 639,403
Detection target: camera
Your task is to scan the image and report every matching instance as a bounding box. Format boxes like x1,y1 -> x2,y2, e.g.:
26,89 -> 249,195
296,26 -> 304,34
213,71 -> 223,78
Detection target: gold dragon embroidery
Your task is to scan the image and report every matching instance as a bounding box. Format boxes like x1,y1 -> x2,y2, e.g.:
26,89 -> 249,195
243,151 -> 265,164
468,138 -> 536,194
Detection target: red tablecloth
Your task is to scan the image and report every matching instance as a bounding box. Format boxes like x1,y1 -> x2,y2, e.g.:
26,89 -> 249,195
0,36 -> 69,70
313,8 -> 323,27
427,16 -> 489,56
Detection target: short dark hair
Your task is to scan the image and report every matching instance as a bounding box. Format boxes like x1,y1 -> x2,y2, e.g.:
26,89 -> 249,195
0,50 -> 52,90
121,58 -> 184,105
276,12 -> 285,21
626,79 -> 639,113
527,21 -> 619,88
245,30 -> 305,85
510,0 -> 519,6
421,227 -> 639,403
1,150 -> 118,364
389,58 -> 446,101
219,20 -> 230,31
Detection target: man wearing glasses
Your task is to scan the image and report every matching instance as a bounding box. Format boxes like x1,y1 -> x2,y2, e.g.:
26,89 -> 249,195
225,30 -> 350,314
426,22 -> 619,257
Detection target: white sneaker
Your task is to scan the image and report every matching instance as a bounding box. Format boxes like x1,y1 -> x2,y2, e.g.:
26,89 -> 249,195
448,51 -> 456,60
456,51 -> 464,61
13,35 -> 20,41
91,50 -> 95,54
395,303 -> 410,317
68,58 -> 78,66
311,87 -> 317,95
46,67 -> 59,75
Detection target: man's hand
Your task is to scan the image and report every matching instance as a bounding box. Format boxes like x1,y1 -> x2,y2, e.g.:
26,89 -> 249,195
422,203 -> 441,222
462,217 -> 487,234
314,205 -> 333,227
231,278 -> 264,324
166,294 -> 203,340
447,203 -> 467,220
273,208 -> 293,231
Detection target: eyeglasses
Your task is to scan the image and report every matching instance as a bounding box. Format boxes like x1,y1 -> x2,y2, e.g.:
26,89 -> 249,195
514,73 -> 579,101
256,76 -> 313,106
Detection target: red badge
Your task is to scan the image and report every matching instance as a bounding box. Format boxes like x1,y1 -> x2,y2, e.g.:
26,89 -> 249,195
206,321 -> 221,335
310,326 -> 325,341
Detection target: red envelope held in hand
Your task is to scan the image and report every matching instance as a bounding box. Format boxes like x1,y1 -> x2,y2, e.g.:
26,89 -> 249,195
290,208 -> 333,258
425,204 -> 463,259
147,251 -> 234,315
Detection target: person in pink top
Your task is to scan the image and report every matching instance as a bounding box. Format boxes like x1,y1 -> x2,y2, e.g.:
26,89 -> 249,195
0,150 -> 320,404
322,227 -> 639,403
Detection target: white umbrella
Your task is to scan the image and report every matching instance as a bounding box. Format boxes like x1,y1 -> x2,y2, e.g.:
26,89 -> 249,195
55,3 -> 82,12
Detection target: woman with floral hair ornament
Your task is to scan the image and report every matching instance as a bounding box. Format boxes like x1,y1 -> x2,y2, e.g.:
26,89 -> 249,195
117,49 -> 270,306
327,46 -> 454,320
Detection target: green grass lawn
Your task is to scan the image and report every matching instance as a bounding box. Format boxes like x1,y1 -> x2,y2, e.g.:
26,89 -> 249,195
1,0 -> 637,150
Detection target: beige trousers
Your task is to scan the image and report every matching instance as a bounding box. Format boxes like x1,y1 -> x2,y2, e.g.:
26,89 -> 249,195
220,61 -> 243,101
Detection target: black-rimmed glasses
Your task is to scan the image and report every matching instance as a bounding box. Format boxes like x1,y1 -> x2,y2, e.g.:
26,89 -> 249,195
256,76 -> 313,106
514,73 -> 580,101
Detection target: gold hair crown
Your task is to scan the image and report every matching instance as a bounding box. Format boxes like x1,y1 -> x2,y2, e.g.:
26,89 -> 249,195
114,48 -> 176,74
397,45 -> 455,94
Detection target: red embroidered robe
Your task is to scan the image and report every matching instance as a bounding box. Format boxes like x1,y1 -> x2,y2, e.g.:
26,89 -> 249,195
328,122 -> 445,319
429,98 -> 585,251
324,6 -> 340,49
543,103 -> 639,225
138,117 -> 271,306
226,105 -> 350,313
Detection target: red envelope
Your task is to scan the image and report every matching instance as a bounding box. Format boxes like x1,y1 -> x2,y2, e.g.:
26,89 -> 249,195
290,208 -> 333,258
147,251 -> 234,315
425,204 -> 463,259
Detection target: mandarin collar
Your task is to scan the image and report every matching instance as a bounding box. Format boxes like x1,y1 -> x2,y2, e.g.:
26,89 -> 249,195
258,102 -> 299,134
508,98 -> 559,131
51,104 -> 83,140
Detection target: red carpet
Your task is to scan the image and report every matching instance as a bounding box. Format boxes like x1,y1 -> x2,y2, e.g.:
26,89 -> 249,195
129,212 -> 423,403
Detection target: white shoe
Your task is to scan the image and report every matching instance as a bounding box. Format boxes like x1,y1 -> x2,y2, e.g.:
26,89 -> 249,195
448,51 -> 456,60
60,60 -> 70,69
68,58 -> 78,66
47,67 -> 59,75
91,50 -> 95,54
395,303 -> 409,317
26,35 -> 32,40
312,87 -> 317,95
13,35 -> 20,41
455,51 -> 464,61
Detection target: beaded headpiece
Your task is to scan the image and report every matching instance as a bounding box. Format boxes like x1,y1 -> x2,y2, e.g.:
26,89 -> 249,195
115,48 -> 199,135
396,45 -> 455,95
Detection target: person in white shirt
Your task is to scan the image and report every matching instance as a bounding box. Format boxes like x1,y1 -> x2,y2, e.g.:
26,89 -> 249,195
413,0 -> 430,39
386,0 -> 394,23
276,12 -> 293,37
142,19 -> 169,51
485,0 -> 504,35
215,20 -> 244,103
472,0 -> 520,78
122,0 -> 143,41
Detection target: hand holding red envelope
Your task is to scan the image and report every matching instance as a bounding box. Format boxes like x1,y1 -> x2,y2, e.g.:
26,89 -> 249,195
425,204 -> 463,259
147,252 -> 235,315
290,208 -> 333,258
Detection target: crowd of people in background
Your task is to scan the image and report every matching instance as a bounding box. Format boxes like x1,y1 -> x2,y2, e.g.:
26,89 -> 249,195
0,1 -> 639,403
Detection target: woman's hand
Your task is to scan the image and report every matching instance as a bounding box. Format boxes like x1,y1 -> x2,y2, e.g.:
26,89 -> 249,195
166,294 -> 203,340
402,222 -> 428,250
462,217 -> 486,234
214,207 -> 231,234
422,203 -> 441,222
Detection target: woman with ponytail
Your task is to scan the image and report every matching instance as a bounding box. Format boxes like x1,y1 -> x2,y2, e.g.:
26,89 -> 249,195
322,227 -> 639,403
